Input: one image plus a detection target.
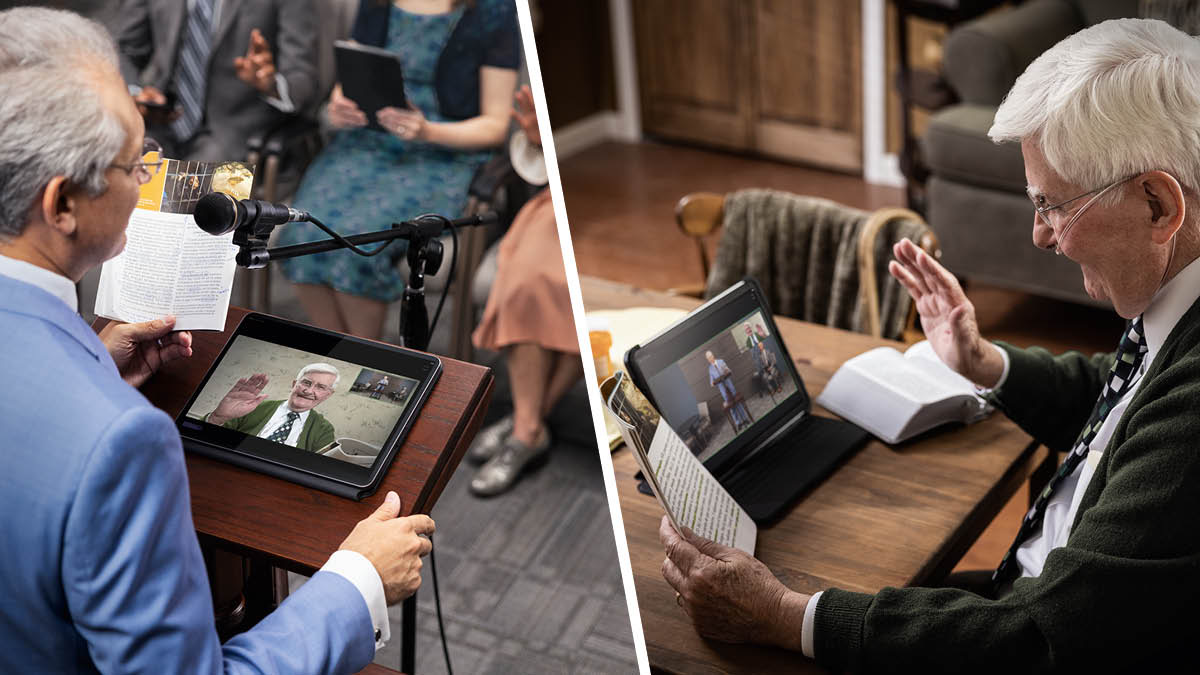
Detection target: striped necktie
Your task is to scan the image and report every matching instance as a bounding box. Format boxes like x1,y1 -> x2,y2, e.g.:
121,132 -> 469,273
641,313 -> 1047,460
267,411 -> 301,444
993,316 -> 1148,589
170,0 -> 215,143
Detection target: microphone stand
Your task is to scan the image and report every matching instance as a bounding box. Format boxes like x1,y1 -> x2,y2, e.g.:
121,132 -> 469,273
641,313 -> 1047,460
232,213 -> 494,352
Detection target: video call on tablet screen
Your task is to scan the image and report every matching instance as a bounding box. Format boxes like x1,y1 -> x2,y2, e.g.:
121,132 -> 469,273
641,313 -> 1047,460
177,313 -> 440,487
633,282 -> 806,465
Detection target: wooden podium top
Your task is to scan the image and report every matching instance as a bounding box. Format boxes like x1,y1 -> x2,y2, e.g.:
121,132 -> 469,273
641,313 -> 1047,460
583,277 -> 1040,674
99,307 -> 493,574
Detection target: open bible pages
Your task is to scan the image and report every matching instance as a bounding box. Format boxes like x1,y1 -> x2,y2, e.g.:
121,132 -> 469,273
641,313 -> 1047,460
95,157 -> 252,331
816,340 -> 991,444
603,371 -> 756,554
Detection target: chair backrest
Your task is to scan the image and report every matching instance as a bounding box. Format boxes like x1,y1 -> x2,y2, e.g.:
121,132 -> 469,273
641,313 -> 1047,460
674,192 -> 725,289
698,189 -> 939,342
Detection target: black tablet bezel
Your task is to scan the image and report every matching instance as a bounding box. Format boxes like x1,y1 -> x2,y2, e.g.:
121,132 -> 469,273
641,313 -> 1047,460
176,312 -> 441,491
624,278 -> 810,477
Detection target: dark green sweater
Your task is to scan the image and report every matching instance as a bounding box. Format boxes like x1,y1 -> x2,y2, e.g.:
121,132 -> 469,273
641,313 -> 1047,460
813,298 -> 1200,673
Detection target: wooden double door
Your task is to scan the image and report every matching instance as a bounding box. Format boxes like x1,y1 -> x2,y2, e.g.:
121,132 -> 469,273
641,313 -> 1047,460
633,0 -> 862,172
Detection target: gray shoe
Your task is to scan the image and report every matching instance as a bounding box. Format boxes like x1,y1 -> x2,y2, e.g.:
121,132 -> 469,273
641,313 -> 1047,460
469,430 -> 551,497
466,414 -> 514,465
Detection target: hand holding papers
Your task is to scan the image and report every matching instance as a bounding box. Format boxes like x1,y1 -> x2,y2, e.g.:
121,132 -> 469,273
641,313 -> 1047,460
603,371 -> 756,554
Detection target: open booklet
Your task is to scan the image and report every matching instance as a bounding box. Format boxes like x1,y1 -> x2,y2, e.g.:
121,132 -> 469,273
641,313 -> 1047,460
95,156 -> 254,331
815,340 -> 992,444
602,370 -> 756,554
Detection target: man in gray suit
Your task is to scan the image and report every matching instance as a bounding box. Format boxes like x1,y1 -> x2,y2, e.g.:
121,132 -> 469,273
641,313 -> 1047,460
115,0 -> 319,162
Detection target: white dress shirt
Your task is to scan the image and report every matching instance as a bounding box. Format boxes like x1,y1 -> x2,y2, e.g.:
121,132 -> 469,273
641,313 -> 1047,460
0,254 -> 390,651
802,255 -> 1200,658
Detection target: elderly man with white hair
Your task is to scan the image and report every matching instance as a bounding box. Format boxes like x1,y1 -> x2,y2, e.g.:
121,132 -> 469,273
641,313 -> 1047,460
661,18 -> 1200,672
207,363 -> 341,451
0,8 -> 434,672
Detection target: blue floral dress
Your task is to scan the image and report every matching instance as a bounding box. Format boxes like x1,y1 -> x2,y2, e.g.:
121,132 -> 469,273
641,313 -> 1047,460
278,6 -> 491,302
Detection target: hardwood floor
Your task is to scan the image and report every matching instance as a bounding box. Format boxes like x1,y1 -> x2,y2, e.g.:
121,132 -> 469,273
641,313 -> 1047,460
558,140 -> 1126,575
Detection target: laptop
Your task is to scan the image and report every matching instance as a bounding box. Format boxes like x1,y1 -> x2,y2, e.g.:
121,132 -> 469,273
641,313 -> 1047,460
624,278 -> 870,522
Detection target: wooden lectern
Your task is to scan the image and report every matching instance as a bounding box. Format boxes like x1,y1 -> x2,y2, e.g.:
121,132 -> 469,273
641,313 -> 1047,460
97,308 -> 494,674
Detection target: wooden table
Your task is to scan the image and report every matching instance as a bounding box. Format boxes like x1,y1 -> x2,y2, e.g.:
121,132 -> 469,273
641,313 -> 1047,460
99,307 -> 493,674
583,277 -> 1040,674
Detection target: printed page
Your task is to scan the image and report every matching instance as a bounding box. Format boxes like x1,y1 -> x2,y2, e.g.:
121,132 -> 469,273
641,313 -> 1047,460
95,157 -> 251,331
604,371 -> 755,554
844,346 -> 960,404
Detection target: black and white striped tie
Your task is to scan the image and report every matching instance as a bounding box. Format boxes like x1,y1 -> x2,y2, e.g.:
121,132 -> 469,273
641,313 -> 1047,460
993,316 -> 1148,590
170,0 -> 214,143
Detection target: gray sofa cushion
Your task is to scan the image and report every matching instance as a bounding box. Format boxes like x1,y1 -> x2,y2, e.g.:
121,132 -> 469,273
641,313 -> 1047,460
923,104 -> 1027,193
926,177 -> 1101,306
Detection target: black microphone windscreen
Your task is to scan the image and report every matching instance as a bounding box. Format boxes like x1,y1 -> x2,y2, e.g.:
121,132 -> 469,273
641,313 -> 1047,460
193,192 -> 241,235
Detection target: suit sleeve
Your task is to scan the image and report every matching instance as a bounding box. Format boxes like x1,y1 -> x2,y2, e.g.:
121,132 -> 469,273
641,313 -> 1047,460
62,406 -> 375,674
113,0 -> 155,86
272,0 -> 319,113
988,343 -> 1115,453
812,353 -> 1200,673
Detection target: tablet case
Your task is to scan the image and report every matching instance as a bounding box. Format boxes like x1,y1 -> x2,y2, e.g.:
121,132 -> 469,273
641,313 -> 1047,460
334,40 -> 409,134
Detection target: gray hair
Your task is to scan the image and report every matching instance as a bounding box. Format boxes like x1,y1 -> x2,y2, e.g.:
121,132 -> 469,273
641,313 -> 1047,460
0,8 -> 126,238
990,19 -> 1200,204
297,363 -> 341,389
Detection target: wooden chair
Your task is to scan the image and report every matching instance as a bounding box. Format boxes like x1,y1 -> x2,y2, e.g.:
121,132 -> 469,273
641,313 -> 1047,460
672,192 -> 941,344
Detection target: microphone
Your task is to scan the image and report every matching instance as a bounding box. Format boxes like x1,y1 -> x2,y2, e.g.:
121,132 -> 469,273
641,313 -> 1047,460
193,192 -> 310,236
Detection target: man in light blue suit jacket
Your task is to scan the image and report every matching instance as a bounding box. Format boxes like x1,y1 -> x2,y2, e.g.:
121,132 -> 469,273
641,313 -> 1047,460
0,8 -> 435,672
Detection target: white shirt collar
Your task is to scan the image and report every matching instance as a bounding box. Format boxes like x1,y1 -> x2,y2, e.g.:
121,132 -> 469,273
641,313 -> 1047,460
0,254 -> 78,313
1143,254 -> 1200,358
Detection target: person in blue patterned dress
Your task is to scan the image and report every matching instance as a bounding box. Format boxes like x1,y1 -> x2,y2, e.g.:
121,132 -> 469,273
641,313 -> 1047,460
278,0 -> 519,339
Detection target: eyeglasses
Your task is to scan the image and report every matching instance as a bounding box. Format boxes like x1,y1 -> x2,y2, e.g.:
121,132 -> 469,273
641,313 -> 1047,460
297,378 -> 334,394
1032,174 -> 1137,255
108,138 -> 165,186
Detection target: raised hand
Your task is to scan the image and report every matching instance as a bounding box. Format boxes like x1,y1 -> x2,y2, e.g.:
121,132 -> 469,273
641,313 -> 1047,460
339,491 -> 436,604
888,239 -> 1003,386
659,516 -> 808,650
233,29 -> 278,96
377,103 -> 427,141
327,84 -> 368,129
208,373 -> 270,425
511,84 -> 540,147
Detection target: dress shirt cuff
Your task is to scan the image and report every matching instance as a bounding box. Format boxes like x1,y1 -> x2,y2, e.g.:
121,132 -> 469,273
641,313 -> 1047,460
974,342 -> 1010,394
322,549 -> 389,651
262,73 -> 296,113
801,590 -> 822,658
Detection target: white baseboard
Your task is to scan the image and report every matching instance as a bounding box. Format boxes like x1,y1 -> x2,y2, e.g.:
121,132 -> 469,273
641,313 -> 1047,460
865,152 -> 906,187
552,111 -> 622,159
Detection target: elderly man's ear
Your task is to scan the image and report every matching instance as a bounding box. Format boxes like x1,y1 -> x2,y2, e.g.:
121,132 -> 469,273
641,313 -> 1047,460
37,176 -> 80,237
1141,170 -> 1186,245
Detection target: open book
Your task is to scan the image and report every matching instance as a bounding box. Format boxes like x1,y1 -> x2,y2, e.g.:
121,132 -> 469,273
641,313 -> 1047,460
602,370 -> 756,554
95,157 -> 253,331
815,340 -> 991,444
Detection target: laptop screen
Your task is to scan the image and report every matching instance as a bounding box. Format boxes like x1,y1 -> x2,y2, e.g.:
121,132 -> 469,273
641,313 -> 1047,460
628,280 -> 809,468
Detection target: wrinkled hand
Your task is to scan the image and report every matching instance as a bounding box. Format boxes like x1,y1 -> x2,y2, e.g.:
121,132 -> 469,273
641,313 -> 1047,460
888,239 -> 1002,386
377,103 -> 427,141
340,491 -> 436,604
134,85 -> 180,124
99,316 -> 193,388
659,516 -> 807,651
511,84 -> 540,147
208,373 -> 269,426
327,84 -> 367,129
233,29 -> 278,96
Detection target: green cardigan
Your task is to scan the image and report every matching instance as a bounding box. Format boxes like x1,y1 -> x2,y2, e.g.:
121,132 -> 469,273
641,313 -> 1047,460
221,400 -> 336,453
813,298 -> 1200,673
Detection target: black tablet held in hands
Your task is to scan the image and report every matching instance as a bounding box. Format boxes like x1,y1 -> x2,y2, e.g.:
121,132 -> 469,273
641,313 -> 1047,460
176,313 -> 441,500
335,40 -> 408,134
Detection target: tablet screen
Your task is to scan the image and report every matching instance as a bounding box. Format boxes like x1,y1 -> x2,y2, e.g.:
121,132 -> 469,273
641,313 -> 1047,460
628,280 -> 808,468
177,313 -> 440,489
